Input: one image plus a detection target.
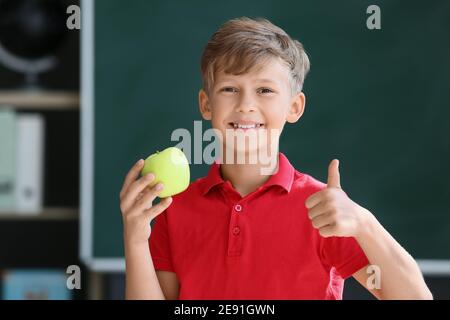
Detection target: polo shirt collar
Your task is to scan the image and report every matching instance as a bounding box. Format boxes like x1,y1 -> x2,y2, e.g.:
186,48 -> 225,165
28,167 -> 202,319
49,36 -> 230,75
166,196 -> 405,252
201,152 -> 294,195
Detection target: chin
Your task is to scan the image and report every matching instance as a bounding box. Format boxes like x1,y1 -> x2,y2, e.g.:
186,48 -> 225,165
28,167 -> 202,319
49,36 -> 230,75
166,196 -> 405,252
222,145 -> 273,165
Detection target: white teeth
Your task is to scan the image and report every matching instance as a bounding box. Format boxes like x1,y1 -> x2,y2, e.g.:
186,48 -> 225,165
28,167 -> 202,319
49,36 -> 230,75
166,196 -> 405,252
232,123 -> 263,129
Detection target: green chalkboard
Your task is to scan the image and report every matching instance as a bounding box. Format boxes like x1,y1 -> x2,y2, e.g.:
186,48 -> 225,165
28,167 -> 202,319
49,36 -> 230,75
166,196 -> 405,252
81,0 -> 450,272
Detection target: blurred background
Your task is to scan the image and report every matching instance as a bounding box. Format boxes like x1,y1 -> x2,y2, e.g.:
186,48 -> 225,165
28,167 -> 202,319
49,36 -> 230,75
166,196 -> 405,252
0,0 -> 449,300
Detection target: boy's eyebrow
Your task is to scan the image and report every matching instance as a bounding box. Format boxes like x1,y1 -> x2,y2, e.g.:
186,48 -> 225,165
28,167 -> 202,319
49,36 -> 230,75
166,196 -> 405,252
254,78 -> 277,83
216,78 -> 279,85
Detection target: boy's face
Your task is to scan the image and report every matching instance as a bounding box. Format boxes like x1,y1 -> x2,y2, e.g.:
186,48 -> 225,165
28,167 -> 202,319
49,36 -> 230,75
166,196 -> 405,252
199,57 -> 305,162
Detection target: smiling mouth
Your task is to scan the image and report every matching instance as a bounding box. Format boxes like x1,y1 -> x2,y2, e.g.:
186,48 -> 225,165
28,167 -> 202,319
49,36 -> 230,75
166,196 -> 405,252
228,122 -> 265,129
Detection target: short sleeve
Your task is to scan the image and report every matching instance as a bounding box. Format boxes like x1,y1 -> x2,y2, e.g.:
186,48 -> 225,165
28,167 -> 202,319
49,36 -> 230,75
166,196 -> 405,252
149,211 -> 175,272
320,235 -> 369,279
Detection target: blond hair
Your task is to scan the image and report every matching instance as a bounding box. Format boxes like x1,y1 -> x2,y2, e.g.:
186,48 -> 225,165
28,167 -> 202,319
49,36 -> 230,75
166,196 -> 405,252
201,17 -> 310,95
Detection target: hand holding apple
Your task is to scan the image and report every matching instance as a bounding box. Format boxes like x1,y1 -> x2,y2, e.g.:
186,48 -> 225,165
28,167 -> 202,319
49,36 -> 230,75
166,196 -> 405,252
140,147 -> 190,198
305,159 -> 370,238
119,159 -> 173,245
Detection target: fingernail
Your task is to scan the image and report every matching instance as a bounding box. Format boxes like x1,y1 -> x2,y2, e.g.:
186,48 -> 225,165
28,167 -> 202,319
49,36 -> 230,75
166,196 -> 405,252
156,183 -> 164,190
137,159 -> 143,165
145,173 -> 154,180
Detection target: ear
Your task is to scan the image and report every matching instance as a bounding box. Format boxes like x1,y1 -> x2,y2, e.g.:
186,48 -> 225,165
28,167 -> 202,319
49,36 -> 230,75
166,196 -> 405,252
286,92 -> 306,124
198,89 -> 212,120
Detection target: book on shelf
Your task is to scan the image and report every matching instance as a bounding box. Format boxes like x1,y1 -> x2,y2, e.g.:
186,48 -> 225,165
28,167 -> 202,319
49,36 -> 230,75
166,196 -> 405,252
0,108 -> 16,211
15,113 -> 45,214
0,107 -> 45,215
1,269 -> 72,300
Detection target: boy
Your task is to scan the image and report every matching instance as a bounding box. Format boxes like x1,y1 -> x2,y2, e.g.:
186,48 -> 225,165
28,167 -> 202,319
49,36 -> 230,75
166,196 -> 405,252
119,17 -> 432,299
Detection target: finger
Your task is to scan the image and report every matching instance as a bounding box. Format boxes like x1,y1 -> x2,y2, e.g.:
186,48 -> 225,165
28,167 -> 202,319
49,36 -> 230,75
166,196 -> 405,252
120,159 -> 145,197
327,159 -> 341,189
131,182 -> 164,214
135,190 -> 145,202
305,189 -> 325,209
307,201 -> 331,220
121,173 -> 156,213
311,212 -> 334,229
146,196 -> 173,221
318,224 -> 336,238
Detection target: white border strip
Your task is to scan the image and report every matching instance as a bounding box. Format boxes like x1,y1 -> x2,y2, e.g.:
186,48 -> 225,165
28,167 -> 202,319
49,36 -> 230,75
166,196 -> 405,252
89,258 -> 125,272
83,258 -> 450,275
417,260 -> 450,276
83,259 -> 450,275
80,0 -> 94,267
79,0 -> 450,277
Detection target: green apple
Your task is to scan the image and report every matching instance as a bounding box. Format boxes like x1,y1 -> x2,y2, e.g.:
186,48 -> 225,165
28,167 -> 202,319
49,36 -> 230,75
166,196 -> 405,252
140,147 -> 190,198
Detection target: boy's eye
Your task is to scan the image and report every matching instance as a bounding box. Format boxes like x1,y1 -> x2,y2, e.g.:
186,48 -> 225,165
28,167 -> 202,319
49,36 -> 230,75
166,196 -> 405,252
221,87 -> 238,93
257,88 -> 274,94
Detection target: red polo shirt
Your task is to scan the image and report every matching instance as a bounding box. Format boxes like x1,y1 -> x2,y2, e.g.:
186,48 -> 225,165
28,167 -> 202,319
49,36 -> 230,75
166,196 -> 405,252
149,153 -> 369,299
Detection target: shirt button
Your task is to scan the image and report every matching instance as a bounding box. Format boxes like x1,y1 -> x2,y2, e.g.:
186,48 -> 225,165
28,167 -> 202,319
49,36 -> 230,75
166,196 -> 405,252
234,204 -> 242,212
232,226 -> 240,235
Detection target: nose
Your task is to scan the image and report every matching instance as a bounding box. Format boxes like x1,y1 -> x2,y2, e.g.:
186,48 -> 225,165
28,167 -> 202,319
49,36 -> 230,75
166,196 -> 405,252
235,91 -> 256,113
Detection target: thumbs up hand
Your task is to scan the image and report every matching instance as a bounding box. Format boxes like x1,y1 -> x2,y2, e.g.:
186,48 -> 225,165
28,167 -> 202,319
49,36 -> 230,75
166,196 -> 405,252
305,159 -> 369,238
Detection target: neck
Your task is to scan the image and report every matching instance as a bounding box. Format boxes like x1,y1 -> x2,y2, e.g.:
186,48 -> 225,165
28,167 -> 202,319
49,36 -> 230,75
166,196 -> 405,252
219,150 -> 279,197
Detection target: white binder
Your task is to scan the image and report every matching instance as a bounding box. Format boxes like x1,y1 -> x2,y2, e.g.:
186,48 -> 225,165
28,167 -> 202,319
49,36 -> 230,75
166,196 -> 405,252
15,113 -> 45,214
0,108 -> 16,212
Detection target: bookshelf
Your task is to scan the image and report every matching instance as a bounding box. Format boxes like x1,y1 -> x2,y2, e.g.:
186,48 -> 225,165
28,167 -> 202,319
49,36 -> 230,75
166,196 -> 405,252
0,10 -> 88,298
0,90 -> 81,278
0,90 -> 80,221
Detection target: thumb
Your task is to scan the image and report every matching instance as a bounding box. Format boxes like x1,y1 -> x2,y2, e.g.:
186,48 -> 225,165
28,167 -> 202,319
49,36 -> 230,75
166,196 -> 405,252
327,159 -> 341,189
